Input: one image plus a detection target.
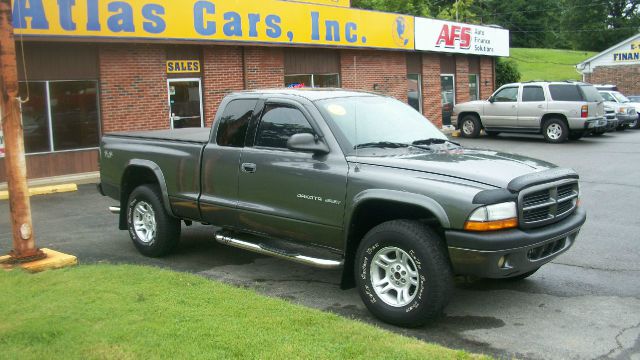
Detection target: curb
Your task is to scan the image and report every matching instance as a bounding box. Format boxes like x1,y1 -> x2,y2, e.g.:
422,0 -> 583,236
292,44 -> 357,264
0,183 -> 78,200
0,171 -> 99,192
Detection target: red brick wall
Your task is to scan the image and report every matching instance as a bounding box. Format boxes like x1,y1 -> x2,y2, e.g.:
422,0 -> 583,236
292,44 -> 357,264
99,44 -> 169,133
422,53 -> 442,127
340,50 -> 408,102
244,47 -> 284,89
455,56 -> 470,105
480,56 -> 495,99
202,46 -> 244,127
584,65 -> 640,95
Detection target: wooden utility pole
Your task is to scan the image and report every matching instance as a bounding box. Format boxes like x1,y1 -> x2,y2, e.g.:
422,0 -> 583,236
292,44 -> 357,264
0,0 -> 44,262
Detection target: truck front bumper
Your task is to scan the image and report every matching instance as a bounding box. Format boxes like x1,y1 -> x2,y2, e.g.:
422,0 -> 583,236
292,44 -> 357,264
616,113 -> 637,126
445,207 -> 586,278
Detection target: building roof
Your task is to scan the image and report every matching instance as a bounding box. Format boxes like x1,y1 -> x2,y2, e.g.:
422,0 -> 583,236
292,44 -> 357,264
576,32 -> 640,72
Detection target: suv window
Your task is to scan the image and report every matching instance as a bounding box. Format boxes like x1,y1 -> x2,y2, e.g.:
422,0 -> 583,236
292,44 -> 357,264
255,104 -> 314,149
599,92 -> 615,102
493,87 -> 519,102
216,99 -> 257,147
522,86 -> 546,102
548,85 -> 582,101
579,85 -> 603,102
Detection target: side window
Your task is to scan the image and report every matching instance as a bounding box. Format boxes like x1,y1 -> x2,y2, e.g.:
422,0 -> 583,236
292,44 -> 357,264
548,85 -> 582,101
255,104 -> 314,149
522,86 -> 546,102
493,87 -> 519,102
599,92 -> 615,102
216,99 -> 257,147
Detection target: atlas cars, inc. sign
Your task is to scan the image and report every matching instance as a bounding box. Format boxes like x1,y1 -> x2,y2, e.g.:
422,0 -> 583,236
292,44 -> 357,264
415,18 -> 509,57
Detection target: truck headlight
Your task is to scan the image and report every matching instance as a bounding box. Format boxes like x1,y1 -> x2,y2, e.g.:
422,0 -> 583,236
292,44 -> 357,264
618,107 -> 627,114
464,202 -> 518,231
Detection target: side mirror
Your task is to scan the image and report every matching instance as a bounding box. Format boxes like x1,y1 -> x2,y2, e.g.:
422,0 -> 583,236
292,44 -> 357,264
287,133 -> 330,155
488,96 -> 495,103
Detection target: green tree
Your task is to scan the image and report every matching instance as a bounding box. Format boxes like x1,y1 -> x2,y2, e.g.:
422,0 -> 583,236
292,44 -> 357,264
496,58 -> 521,87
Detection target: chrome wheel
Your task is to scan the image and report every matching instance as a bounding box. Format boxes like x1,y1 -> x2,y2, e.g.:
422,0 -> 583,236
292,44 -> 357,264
370,246 -> 420,307
546,123 -> 563,140
462,120 -> 475,135
133,201 -> 157,244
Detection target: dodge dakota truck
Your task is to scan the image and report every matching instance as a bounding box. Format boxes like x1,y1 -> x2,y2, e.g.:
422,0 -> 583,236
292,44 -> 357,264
98,89 -> 586,327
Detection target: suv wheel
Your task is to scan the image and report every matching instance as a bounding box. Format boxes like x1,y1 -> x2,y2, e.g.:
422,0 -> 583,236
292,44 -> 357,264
630,117 -> 640,129
542,118 -> 569,143
127,184 -> 181,257
355,220 -> 453,327
460,115 -> 481,138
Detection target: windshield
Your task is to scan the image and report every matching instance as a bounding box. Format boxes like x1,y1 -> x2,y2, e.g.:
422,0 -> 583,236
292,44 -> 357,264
579,85 -> 604,102
612,91 -> 631,103
316,96 -> 447,154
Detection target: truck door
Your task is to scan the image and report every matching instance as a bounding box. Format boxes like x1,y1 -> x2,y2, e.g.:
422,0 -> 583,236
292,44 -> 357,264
200,98 -> 259,228
483,86 -> 519,128
518,85 -> 547,129
236,99 -> 348,249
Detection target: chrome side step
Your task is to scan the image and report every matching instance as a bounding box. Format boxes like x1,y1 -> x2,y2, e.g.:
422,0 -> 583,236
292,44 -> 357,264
215,233 -> 343,270
109,206 -> 120,214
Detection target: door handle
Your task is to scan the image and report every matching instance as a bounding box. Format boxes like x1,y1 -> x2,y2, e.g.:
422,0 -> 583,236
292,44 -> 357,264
241,163 -> 257,173
537,105 -> 544,109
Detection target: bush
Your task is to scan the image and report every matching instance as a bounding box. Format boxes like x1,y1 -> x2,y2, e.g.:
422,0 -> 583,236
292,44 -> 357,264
496,58 -> 521,87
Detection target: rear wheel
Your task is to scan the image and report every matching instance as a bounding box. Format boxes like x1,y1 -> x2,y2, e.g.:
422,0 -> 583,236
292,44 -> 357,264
460,115 -> 481,138
355,220 -> 453,327
542,118 -> 569,143
127,184 -> 181,257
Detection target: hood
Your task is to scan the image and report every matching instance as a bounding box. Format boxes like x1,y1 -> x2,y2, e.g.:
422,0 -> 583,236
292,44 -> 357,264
352,148 -> 557,188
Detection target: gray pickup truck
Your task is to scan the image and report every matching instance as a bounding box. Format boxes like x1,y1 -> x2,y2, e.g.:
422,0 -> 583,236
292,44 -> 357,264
98,89 -> 586,327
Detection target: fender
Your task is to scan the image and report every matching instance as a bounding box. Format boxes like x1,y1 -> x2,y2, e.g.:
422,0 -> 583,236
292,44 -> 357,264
122,159 -> 175,218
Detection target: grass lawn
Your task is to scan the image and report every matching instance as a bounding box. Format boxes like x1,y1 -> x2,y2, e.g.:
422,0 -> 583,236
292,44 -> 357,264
0,264 -> 487,359
509,48 -> 597,82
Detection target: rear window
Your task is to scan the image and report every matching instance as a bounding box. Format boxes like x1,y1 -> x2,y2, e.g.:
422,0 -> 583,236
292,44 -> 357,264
548,85 -> 582,101
216,99 -> 257,147
580,85 -> 604,102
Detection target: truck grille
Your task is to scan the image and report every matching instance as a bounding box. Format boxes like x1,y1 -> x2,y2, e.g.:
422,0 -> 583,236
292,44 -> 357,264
527,238 -> 567,261
519,180 -> 579,229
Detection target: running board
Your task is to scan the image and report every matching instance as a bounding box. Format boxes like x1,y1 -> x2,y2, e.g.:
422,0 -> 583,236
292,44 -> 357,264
214,232 -> 343,269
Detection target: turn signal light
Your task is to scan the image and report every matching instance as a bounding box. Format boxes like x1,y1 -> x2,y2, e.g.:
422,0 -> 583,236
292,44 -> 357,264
464,218 -> 518,232
581,105 -> 588,118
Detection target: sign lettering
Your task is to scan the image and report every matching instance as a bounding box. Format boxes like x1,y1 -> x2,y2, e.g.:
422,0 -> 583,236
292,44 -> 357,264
415,18 -> 509,57
11,0 -> 413,51
167,60 -> 201,73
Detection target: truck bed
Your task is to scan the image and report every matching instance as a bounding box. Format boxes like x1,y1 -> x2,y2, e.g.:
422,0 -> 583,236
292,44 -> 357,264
107,128 -> 210,144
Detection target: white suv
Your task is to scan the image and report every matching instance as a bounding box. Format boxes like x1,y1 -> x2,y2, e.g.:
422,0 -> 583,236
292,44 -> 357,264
597,89 -> 640,130
452,81 -> 606,143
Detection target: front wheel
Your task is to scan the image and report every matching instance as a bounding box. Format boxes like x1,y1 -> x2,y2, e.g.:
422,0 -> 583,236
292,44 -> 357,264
355,220 -> 453,328
630,117 -> 640,129
127,184 -> 181,257
542,118 -> 569,143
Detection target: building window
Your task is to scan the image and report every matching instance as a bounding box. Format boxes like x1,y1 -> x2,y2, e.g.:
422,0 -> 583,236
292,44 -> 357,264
440,75 -> 455,126
469,74 -> 479,101
285,74 -> 339,88
407,74 -> 422,112
19,80 -> 100,154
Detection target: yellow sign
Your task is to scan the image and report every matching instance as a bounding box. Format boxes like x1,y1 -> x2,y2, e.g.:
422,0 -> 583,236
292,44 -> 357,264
167,60 -> 201,73
292,0 -> 351,8
11,0 -> 413,51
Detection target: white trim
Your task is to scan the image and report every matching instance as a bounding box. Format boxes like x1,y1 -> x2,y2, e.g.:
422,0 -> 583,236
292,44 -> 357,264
167,78 -> 204,129
44,81 -> 54,152
577,32 -> 640,72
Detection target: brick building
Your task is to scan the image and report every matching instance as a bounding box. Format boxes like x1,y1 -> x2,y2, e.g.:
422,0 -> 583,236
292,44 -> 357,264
0,0 -> 508,182
578,33 -> 640,95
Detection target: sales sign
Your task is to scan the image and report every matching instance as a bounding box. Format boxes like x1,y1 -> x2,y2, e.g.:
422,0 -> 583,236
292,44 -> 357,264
415,18 -> 509,57
167,60 -> 201,73
11,0 -> 414,51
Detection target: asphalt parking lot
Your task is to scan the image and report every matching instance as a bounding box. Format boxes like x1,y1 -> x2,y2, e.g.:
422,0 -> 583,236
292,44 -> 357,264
1,130 -> 639,359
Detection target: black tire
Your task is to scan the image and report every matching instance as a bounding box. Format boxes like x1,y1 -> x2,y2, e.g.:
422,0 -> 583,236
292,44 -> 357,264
355,220 -> 453,328
459,115 -> 481,138
127,184 -> 180,257
630,117 -> 640,129
568,131 -> 584,141
542,118 -> 569,143
485,130 -> 500,137
500,267 -> 540,281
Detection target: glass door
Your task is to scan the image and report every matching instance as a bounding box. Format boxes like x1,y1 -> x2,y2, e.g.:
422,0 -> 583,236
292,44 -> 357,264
167,78 -> 203,129
440,75 -> 455,126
